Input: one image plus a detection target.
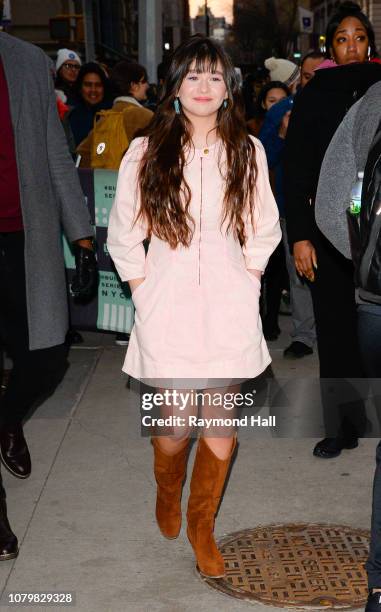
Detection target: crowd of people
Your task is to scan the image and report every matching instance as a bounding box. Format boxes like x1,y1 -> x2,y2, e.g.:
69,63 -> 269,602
1,0 -> 381,609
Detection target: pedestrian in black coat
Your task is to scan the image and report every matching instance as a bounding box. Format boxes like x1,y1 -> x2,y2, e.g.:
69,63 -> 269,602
284,0 -> 381,458
285,61 -> 381,248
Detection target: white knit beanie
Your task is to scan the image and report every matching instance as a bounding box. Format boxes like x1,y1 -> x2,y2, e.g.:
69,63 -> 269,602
264,57 -> 300,87
56,48 -> 82,72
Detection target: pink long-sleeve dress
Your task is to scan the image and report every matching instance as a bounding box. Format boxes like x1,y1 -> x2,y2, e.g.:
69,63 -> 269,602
107,136 -> 281,388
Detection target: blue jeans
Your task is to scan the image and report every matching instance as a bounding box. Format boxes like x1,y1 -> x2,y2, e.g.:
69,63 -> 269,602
359,303 -> 381,588
358,303 -> 381,378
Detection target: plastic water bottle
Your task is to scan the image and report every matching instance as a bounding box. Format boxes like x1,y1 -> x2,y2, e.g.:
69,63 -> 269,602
349,171 -> 364,215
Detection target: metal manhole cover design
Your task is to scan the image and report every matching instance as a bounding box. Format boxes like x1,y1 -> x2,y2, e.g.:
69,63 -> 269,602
200,524 -> 370,609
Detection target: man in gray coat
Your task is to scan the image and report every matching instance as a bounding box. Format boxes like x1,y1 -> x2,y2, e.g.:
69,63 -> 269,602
315,81 -> 381,612
0,30 -> 96,559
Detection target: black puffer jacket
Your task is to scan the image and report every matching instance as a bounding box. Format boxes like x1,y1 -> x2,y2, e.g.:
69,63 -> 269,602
284,61 -> 381,248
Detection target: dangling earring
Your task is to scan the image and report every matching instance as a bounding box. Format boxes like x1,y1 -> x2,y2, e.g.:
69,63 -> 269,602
174,97 -> 181,114
222,99 -> 228,109
368,45 -> 372,60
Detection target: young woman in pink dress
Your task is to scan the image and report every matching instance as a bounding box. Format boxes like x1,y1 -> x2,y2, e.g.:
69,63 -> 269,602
107,35 -> 281,578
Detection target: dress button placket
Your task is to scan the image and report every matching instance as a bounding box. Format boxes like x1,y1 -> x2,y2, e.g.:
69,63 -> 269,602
198,156 -> 203,285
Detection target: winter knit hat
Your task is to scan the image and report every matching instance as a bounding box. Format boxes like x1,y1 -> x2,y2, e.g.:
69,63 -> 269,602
264,57 -> 300,88
56,48 -> 82,72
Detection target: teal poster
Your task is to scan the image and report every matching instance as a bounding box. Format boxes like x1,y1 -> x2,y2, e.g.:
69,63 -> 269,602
97,271 -> 135,333
94,169 -> 117,228
65,169 -> 135,334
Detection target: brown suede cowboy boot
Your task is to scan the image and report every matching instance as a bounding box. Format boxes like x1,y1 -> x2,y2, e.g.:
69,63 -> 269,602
152,438 -> 189,539
186,436 -> 236,577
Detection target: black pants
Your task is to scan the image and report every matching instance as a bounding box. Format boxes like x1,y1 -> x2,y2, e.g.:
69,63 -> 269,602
262,240 -> 287,333
309,230 -> 363,378
308,230 -> 366,439
0,232 -> 68,427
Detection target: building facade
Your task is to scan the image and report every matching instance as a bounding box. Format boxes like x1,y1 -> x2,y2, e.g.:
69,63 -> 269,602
163,0 -> 190,54
232,0 -> 313,65
191,5 -> 227,42
4,0 -> 190,73
4,0 -> 79,53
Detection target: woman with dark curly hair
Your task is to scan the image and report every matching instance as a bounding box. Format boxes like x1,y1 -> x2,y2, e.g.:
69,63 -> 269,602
284,1 -> 381,458
107,35 -> 281,577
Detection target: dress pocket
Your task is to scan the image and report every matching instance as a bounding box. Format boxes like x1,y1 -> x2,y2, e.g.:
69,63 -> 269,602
228,260 -> 261,332
245,270 -> 261,291
229,259 -> 261,295
131,278 -> 147,301
131,275 -> 153,323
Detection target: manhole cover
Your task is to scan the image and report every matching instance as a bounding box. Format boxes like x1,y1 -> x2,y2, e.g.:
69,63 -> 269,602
200,524 -> 370,609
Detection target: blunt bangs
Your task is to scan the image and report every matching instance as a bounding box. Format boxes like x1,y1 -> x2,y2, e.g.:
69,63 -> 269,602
165,36 -> 237,99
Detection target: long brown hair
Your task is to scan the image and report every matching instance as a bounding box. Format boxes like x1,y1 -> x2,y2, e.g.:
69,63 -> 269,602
137,35 -> 257,249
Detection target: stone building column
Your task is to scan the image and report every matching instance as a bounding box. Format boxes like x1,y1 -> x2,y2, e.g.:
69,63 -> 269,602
139,0 -> 163,82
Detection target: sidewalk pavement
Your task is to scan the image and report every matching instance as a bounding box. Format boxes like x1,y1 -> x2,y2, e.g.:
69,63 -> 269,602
0,318 -> 375,612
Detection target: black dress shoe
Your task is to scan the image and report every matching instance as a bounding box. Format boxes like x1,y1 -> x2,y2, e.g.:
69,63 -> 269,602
263,324 -> 281,341
366,591 -> 381,611
115,332 -> 130,346
313,437 -> 358,459
0,425 -> 31,479
65,329 -> 83,345
0,495 -> 18,561
284,341 -> 313,359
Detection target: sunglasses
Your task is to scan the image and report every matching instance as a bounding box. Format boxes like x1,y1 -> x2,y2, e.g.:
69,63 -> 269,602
62,63 -> 81,71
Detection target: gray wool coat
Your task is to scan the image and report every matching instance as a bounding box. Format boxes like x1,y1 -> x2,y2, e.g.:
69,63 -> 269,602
315,81 -> 381,259
0,32 -> 93,350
